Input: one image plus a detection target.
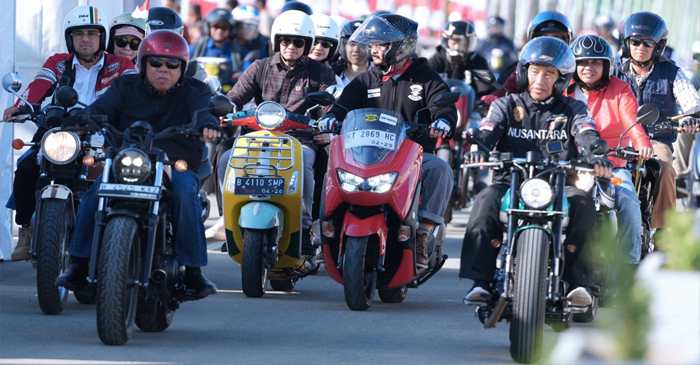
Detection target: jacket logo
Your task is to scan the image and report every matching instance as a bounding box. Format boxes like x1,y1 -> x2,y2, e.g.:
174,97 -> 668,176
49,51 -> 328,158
368,88 -> 380,98
55,61 -> 66,74
408,84 -> 423,101
507,128 -> 568,140
106,62 -> 120,73
513,106 -> 524,122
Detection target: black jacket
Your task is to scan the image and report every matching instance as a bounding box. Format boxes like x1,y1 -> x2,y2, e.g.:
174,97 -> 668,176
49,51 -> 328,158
329,57 -> 457,153
428,46 -> 491,97
86,74 -> 220,172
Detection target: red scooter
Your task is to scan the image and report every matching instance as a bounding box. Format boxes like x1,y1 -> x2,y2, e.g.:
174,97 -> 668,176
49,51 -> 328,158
308,91 -> 460,311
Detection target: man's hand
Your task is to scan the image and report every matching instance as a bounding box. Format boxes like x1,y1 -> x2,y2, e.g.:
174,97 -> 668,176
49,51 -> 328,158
590,156 -> 613,178
429,118 -> 450,139
638,146 -> 654,160
199,128 -> 221,142
679,117 -> 698,134
318,115 -> 337,132
313,133 -> 331,145
466,150 -> 488,164
3,107 -> 19,122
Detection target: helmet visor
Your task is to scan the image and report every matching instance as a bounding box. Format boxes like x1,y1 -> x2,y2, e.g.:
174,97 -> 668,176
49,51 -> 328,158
350,16 -> 405,45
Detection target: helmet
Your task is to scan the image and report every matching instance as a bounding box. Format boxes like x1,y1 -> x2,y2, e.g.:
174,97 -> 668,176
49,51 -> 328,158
351,14 -> 418,67
516,36 -> 576,96
621,12 -> 668,64
488,16 -> 505,27
146,7 -> 184,35
63,6 -> 108,54
204,8 -> 234,37
137,30 -> 190,82
441,21 -> 478,63
594,14 -> 616,31
280,1 -> 312,15
339,19 -> 368,62
527,10 -> 573,44
331,16 -> 350,30
107,13 -> 147,54
271,10 -> 315,56
570,35 -> 614,87
232,5 -> 260,26
310,14 -> 340,61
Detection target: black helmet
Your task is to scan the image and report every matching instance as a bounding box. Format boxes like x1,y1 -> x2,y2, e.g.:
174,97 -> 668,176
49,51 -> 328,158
441,21 -> 477,63
339,19 -> 369,62
527,10 -> 573,44
621,12 -> 668,65
146,7 -> 184,35
570,35 -> 614,89
203,8 -> 234,36
350,14 -> 417,68
488,16 -> 505,27
281,1 -> 312,15
516,36 -> 576,96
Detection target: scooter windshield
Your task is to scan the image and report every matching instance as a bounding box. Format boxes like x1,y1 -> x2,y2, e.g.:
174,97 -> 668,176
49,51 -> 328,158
341,108 -> 405,165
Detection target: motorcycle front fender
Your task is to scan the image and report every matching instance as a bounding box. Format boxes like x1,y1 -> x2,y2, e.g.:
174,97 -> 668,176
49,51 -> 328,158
238,202 -> 284,230
341,212 -> 387,257
40,184 -> 73,200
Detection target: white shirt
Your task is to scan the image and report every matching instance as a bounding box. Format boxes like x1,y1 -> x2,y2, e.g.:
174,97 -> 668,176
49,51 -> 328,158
573,85 -> 588,103
71,54 -> 105,108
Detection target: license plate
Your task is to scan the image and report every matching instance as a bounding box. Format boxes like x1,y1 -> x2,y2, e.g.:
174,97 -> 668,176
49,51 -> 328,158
234,177 -> 285,196
98,183 -> 161,200
344,130 -> 396,150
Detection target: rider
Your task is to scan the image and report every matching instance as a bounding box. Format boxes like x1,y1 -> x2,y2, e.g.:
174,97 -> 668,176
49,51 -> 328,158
476,16 -> 518,77
593,15 -> 620,54
429,21 -> 490,98
190,8 -> 236,91
460,37 -> 612,306
480,10 -> 573,105
332,19 -> 370,86
318,14 -> 457,268
566,34 -> 654,264
230,5 -> 269,77
55,31 -> 221,298
2,5 -> 136,262
107,12 -> 147,66
614,12 -> 700,230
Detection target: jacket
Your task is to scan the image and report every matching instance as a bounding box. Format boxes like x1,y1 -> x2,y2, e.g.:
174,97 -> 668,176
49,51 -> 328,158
329,57 -> 457,153
85,75 -> 220,172
427,46 -> 491,97
565,77 -> 652,168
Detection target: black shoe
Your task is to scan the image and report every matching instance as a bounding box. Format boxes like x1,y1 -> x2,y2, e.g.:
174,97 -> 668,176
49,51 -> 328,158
301,230 -> 315,256
462,280 -> 491,304
55,256 -> 89,291
184,267 -> 218,299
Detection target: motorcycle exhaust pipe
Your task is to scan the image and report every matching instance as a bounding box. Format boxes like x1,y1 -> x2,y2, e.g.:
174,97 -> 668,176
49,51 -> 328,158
484,296 -> 507,329
151,269 -> 167,284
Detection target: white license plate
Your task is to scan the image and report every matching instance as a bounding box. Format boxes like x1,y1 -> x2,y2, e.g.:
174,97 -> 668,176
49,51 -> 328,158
344,130 -> 396,150
98,183 -> 160,200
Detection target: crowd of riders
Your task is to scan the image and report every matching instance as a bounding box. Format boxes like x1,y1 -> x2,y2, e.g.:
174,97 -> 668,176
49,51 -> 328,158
3,1 -> 699,316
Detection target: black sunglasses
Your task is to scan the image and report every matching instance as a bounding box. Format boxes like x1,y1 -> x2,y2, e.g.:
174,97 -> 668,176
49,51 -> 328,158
114,36 -> 141,51
147,57 -> 181,69
212,24 -> 231,31
280,37 -> 306,48
629,37 -> 656,48
314,40 -> 333,49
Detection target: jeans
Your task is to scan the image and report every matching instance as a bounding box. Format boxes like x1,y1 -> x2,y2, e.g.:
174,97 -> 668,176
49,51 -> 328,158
612,168 -> 642,264
419,153 -> 453,224
68,170 -> 208,267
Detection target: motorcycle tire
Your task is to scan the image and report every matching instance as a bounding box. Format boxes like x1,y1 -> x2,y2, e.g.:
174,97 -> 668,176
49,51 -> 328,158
74,291 -> 96,304
343,236 -> 376,311
509,228 -> 548,364
573,296 -> 599,323
241,229 -> 267,298
135,300 -> 174,332
96,217 -> 142,346
377,286 -> 408,303
36,200 -> 71,315
270,279 -> 295,292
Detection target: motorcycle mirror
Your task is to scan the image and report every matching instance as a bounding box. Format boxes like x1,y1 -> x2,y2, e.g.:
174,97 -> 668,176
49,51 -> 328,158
2,72 -> 22,93
307,91 -> 336,106
55,86 -> 79,108
204,76 -> 222,95
465,127 -> 484,144
209,95 -> 232,117
473,69 -> 497,85
636,104 -> 659,126
589,139 -> 609,155
432,92 -> 461,108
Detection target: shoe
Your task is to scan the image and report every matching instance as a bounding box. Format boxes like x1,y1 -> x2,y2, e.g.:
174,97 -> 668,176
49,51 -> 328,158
567,286 -> 593,307
11,226 -> 32,261
311,220 -> 322,247
303,255 -> 320,275
55,256 -> 89,291
205,218 -> 226,242
184,267 -> 218,299
415,229 -> 430,269
463,280 -> 491,304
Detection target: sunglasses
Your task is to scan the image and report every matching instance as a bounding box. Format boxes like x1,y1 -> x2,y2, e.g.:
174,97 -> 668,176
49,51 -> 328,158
629,37 -> 656,48
147,57 -> 181,70
314,40 -> 333,49
114,36 -> 141,51
212,24 -> 231,31
280,37 -> 306,48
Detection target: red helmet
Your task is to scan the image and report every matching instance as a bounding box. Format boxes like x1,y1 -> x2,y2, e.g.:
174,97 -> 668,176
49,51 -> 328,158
137,30 -> 190,81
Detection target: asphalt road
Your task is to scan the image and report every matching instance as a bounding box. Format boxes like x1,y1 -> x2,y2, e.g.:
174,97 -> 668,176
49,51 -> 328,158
1,208 -> 571,365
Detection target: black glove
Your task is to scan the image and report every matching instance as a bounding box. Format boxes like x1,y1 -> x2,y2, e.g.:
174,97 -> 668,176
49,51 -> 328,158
60,114 -> 87,129
589,156 -> 614,169
466,150 -> 488,164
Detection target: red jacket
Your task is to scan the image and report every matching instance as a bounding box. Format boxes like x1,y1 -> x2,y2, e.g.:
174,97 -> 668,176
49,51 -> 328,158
565,76 -> 652,168
15,52 -> 136,107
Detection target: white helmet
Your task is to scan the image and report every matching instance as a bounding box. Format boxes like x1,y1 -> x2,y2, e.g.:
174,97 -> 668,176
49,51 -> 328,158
232,5 -> 260,26
63,5 -> 108,53
271,10 -> 315,56
309,14 -> 340,60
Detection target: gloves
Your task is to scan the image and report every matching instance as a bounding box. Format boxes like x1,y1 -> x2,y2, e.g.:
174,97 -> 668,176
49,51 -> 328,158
589,156 -> 614,169
60,114 -> 87,129
466,150 -> 488,164
679,116 -> 698,133
317,114 -> 337,132
480,94 -> 499,105
430,118 -> 451,134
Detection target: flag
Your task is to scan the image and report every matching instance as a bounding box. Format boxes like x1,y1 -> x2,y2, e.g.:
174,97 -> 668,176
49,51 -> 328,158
132,0 -> 150,19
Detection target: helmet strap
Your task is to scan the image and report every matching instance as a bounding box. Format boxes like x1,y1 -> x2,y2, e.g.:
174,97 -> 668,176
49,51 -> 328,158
280,54 -> 304,69
630,57 -> 653,68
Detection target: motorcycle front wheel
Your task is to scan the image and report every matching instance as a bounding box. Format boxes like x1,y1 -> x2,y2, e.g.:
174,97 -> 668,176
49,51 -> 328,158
241,229 -> 268,298
36,200 -> 71,315
343,236 -> 376,311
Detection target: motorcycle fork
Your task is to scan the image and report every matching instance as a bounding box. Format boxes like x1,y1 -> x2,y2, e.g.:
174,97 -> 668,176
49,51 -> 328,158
502,171 -> 520,297
139,158 -> 165,288
88,154 -> 113,284
547,170 -> 567,301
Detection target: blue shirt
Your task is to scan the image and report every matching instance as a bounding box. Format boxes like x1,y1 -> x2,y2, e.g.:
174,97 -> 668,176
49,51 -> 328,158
189,38 -> 233,70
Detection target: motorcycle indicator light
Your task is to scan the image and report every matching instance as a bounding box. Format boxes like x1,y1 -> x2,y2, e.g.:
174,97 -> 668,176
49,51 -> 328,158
255,101 -> 286,129
82,155 -> 95,167
41,128 -> 80,165
287,170 -> 299,194
398,225 -> 411,241
12,139 -> 24,150
174,159 -> 188,172
609,177 -> 622,186
322,220 -> 335,238
519,178 -> 554,209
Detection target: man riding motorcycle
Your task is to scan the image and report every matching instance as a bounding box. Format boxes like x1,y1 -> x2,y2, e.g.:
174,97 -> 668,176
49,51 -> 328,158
566,34 -> 653,264
460,36 -> 612,306
475,16 -> 517,76
2,5 -> 136,261
614,12 -> 700,229
55,31 -> 221,298
318,14 -> 457,268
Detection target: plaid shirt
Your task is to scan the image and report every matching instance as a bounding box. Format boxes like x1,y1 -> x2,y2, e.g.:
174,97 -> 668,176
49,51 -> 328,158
226,53 -> 336,115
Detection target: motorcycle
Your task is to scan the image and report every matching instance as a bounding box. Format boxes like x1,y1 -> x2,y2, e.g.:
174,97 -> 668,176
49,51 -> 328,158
221,101 -> 316,297
464,128 -> 609,363
3,73 -> 103,313
308,90 -> 461,311
54,86 -> 229,345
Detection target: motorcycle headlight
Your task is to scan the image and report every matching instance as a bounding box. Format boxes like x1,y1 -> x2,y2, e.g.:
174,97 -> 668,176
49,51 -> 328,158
113,149 -> 151,184
255,101 -> 285,129
337,170 -> 398,194
575,172 -> 595,192
40,128 -> 80,165
519,178 -> 554,209
367,172 -> 398,193
338,169 -> 364,192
